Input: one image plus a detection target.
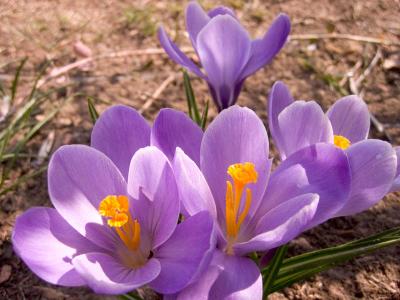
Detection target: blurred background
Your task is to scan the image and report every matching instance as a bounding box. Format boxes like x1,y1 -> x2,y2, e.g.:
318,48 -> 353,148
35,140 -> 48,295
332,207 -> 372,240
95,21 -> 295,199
0,0 -> 399,299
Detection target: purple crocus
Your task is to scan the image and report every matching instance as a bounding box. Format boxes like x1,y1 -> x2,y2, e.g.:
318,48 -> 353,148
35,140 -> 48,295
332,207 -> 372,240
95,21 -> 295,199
158,1 -> 290,110
268,81 -> 398,217
12,144 -> 214,294
167,106 -> 352,298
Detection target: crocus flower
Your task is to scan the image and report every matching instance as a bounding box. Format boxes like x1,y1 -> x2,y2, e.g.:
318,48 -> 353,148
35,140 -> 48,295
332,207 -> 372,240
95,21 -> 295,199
90,104 -> 203,180
168,106 -> 352,298
13,144 -> 214,295
158,1 -> 290,110
268,81 -> 398,217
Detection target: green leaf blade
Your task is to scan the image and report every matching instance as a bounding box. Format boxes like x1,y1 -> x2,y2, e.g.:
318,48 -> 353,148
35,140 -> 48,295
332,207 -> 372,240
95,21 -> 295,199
261,227 -> 400,294
87,97 -> 99,124
10,57 -> 28,104
263,244 -> 288,298
183,70 -> 201,125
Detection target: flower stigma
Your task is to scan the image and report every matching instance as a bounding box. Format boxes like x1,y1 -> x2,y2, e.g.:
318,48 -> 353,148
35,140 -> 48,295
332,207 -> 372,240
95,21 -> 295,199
98,195 -> 141,252
334,135 -> 351,150
225,163 -> 258,255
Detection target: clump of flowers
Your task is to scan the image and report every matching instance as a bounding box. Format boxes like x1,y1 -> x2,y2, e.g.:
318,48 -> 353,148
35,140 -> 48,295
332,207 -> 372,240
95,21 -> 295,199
268,81 -> 398,215
12,1 -> 400,299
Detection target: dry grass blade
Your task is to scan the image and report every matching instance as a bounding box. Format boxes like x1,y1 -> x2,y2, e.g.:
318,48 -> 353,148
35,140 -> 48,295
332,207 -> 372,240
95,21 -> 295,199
0,165 -> 47,196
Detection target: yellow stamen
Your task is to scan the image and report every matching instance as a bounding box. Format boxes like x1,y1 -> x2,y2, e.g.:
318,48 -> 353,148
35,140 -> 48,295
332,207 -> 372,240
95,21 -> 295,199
132,219 -> 141,250
98,195 -> 141,251
225,163 -> 258,243
237,189 -> 252,230
225,181 -> 235,237
98,195 -> 129,221
108,212 -> 128,227
334,135 -> 351,150
227,163 -> 258,186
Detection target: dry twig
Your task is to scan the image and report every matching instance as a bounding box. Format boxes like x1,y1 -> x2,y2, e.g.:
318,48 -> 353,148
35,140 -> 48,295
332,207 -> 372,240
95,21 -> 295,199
37,47 -> 193,89
290,33 -> 400,47
139,73 -> 177,114
346,48 -> 391,140
355,48 -> 383,87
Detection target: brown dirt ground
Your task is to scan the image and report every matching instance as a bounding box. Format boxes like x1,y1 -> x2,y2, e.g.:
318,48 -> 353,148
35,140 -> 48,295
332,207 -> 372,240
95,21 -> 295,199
0,0 -> 400,299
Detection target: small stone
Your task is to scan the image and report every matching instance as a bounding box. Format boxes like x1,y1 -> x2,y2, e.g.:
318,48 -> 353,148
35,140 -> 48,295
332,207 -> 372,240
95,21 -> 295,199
73,40 -> 92,58
0,265 -> 12,284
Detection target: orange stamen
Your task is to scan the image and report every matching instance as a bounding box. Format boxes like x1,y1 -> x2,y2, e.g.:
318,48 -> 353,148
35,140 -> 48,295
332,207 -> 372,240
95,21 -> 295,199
98,195 -> 141,251
225,163 -> 258,242
334,135 -> 351,150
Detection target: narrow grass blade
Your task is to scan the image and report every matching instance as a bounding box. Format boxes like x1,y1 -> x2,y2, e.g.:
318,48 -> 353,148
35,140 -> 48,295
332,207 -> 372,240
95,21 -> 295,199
261,227 -> 400,294
269,263 -> 337,293
11,57 -> 28,103
87,97 -> 99,124
269,235 -> 400,293
2,105 -> 60,187
184,74 -> 193,120
0,97 -> 37,142
200,100 -> 209,130
276,228 -> 400,277
27,61 -> 50,101
0,153 -> 31,163
119,292 -> 143,300
0,125 -> 13,161
263,244 -> 288,298
183,70 -> 201,125
0,165 -> 47,196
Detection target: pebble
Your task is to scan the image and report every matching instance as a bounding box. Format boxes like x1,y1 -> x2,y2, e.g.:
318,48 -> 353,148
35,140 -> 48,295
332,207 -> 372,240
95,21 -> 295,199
0,264 -> 12,284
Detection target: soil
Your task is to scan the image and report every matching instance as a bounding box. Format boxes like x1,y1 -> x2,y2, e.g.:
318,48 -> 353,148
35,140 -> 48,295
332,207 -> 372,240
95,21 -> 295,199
0,0 -> 399,299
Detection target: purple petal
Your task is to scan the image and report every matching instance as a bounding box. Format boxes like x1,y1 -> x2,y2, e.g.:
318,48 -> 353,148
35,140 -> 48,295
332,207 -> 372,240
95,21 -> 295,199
172,148 -> 217,218
327,95 -> 370,143
172,265 -> 222,300
151,108 -> 203,165
209,251 -> 262,299
233,194 -> 319,255
158,26 -> 206,79
91,105 -> 150,179
240,14 -> 291,79
48,145 -> 126,244
12,207 -> 101,286
185,1 -> 210,48
196,15 -> 251,108
72,252 -> 161,294
257,143 -> 351,228
128,146 -> 180,249
201,106 -> 270,226
390,146 -> 400,192
208,6 -> 236,18
335,140 -> 397,216
149,211 -> 215,294
277,100 -> 334,160
268,81 -> 294,157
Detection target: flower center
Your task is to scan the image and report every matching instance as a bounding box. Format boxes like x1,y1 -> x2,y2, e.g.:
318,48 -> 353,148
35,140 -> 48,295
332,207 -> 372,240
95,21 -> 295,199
225,163 -> 258,254
334,135 -> 351,150
98,195 -> 141,251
